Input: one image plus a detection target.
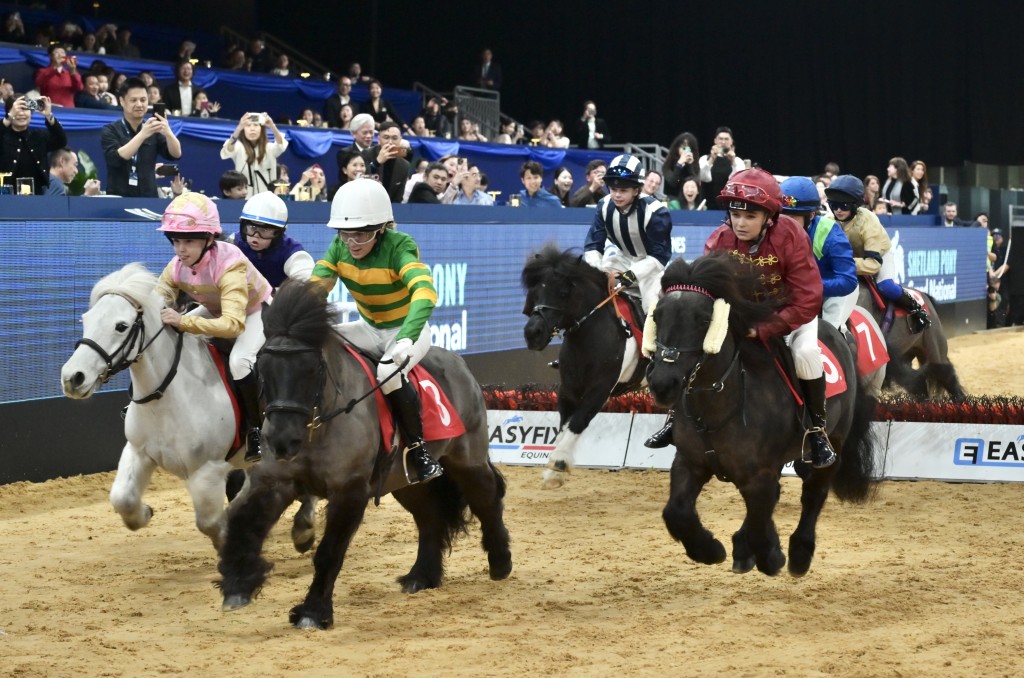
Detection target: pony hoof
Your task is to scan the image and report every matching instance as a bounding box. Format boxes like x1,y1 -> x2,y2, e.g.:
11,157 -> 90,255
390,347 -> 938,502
732,556 -> 755,574
293,537 -> 315,554
541,467 -> 568,489
488,553 -> 513,581
222,594 -> 251,611
293,616 -> 325,630
757,548 -> 786,577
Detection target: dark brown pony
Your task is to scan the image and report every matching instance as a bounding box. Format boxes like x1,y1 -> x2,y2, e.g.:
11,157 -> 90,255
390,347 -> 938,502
647,253 -> 877,576
857,281 -> 965,399
217,282 -> 512,629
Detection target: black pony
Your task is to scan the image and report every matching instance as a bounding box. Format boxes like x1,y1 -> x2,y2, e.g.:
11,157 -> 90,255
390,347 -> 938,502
217,282 -> 512,629
522,245 -> 648,488
647,253 -> 877,576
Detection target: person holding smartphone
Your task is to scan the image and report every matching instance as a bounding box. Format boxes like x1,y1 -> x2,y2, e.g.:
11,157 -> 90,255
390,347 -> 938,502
34,44 -> 82,108
100,77 -> 182,197
220,111 -> 287,198
363,121 -> 410,203
1,93 -> 66,194
698,126 -> 745,205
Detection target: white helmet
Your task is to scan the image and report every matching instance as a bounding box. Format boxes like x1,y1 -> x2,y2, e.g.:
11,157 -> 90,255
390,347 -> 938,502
328,178 -> 393,230
240,192 -> 289,230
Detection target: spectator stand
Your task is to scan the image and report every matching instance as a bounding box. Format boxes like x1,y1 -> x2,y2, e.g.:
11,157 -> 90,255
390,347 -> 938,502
0,44 -> 421,125
220,25 -> 330,81
0,102 -> 618,201
0,3 -> 222,62
605,142 -> 669,174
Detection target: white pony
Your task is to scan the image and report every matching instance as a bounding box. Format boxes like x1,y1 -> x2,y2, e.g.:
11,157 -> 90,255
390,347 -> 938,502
60,263 -> 240,547
60,263 -> 318,552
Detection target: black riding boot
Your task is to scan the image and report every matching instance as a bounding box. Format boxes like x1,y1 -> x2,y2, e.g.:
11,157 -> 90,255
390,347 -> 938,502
235,372 -> 263,463
800,376 -> 836,469
386,380 -> 444,484
644,409 -> 676,448
895,289 -> 932,334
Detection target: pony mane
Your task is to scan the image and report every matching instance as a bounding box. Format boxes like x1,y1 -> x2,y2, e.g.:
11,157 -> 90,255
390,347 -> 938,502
263,281 -> 331,348
662,252 -> 780,332
90,262 -> 161,314
521,244 -> 607,291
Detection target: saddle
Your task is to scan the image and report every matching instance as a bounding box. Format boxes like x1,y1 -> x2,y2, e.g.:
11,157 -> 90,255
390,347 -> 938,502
206,339 -> 245,461
861,276 -> 930,335
609,286 -> 651,397
764,334 -> 849,408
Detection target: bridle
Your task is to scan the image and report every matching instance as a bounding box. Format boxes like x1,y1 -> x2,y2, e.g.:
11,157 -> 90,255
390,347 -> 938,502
260,337 -> 408,441
75,292 -> 184,404
529,278 -> 624,338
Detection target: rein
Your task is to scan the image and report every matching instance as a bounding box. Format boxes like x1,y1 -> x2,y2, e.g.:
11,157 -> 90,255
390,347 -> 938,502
75,292 -> 184,403
681,347 -> 744,483
261,337 -> 409,441
531,279 -> 624,338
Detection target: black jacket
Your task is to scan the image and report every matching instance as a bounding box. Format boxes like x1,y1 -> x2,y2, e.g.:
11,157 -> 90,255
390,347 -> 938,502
407,182 -> 441,204
0,118 -> 67,194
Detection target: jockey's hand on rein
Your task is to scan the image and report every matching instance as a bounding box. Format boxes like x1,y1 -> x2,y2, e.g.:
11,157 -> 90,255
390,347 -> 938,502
615,270 -> 638,288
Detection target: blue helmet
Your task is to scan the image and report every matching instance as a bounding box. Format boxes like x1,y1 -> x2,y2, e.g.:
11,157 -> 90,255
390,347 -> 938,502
779,177 -> 821,213
825,174 -> 865,203
605,154 -> 644,188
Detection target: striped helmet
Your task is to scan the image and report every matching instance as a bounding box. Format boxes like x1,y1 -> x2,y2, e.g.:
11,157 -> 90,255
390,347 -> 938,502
605,154 -> 644,188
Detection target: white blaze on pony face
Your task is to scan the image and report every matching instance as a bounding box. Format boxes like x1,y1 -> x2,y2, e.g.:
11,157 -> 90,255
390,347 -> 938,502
61,295 -> 138,399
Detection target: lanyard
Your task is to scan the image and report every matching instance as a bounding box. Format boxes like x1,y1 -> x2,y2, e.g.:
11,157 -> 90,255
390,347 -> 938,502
121,119 -> 140,178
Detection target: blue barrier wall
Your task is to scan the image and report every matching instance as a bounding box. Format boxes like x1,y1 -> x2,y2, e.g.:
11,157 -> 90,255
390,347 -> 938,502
0,200 -> 987,407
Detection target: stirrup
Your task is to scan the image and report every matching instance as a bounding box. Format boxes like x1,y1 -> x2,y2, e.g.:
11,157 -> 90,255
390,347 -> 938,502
547,359 -> 560,369
801,427 -> 836,469
404,443 -> 443,484
244,428 -> 262,463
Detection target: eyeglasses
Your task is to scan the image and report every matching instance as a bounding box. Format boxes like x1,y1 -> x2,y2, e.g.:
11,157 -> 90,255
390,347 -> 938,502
242,222 -> 280,239
338,229 -> 378,246
828,201 -> 856,213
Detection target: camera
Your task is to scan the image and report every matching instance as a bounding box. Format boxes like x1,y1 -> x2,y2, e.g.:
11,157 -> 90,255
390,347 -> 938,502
156,164 -> 180,177
249,113 -> 265,125
24,98 -> 44,112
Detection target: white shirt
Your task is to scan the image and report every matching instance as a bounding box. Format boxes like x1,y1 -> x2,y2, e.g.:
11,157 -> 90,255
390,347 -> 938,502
178,83 -> 193,116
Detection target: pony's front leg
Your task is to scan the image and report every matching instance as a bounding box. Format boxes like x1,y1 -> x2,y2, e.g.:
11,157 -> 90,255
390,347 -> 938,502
290,491 -> 368,630
109,443 -> 157,532
542,383 -> 616,489
788,464 -> 835,577
662,454 -> 723,565
185,461 -> 232,550
218,477 -> 296,611
291,493 -> 319,554
736,469 -> 786,576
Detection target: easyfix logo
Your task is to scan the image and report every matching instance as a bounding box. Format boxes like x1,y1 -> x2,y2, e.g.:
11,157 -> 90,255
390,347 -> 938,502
953,435 -> 1024,467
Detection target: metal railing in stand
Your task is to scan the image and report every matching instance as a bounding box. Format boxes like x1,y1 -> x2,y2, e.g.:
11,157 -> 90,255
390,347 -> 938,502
605,143 -> 670,174
219,26 -> 332,80
453,85 -> 500,142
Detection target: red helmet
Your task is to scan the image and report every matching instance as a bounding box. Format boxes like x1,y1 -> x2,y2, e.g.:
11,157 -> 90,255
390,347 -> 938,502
716,168 -> 782,216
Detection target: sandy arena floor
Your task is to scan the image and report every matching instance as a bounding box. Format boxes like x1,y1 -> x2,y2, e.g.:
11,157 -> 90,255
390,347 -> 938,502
1,328 -> 1023,677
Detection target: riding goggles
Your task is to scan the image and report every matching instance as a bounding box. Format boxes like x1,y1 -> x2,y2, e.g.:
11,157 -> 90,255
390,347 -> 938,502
721,182 -> 772,202
827,200 -> 857,213
338,229 -> 379,246
242,221 -> 282,239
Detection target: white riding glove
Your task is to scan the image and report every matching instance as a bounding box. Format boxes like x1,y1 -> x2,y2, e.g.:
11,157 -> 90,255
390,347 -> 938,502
389,338 -> 415,370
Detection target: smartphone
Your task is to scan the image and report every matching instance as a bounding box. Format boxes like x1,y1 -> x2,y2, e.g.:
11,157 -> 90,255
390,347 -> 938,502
153,102 -> 167,117
156,164 -> 179,177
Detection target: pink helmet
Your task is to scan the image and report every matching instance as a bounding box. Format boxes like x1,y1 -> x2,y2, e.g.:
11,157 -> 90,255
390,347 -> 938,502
157,193 -> 223,236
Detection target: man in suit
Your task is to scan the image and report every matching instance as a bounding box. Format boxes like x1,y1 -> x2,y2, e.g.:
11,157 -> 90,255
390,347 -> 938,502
365,122 -> 411,203
573,100 -> 610,149
475,48 -> 502,91
323,75 -> 354,128
161,61 -> 194,116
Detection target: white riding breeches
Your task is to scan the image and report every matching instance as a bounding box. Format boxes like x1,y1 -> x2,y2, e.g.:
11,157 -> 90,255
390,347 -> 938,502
822,287 -> 859,331
187,306 -> 264,379
334,321 -> 432,395
785,316 -> 823,380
